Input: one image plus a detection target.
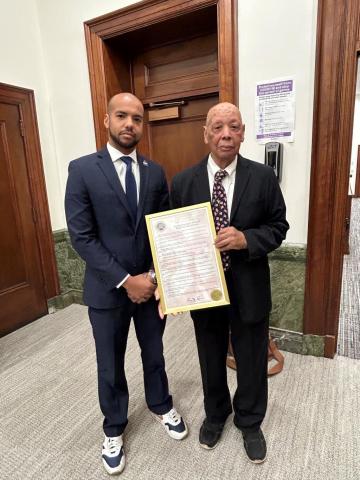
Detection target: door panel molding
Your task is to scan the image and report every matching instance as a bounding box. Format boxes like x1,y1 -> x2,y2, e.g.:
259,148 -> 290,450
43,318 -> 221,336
84,0 -> 238,150
132,33 -> 219,103
303,0 -> 359,357
0,117 -> 29,286
0,83 -> 59,301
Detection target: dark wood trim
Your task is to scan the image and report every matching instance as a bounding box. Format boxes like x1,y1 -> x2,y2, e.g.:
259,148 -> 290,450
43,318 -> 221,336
0,82 -> 60,300
303,0 -> 359,355
83,25 -> 107,148
324,335 -> 336,359
84,0 -> 238,150
217,0 -> 238,104
354,145 -> 360,197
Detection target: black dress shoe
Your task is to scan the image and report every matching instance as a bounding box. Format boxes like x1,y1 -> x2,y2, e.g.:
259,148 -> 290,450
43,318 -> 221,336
199,419 -> 225,449
242,429 -> 267,463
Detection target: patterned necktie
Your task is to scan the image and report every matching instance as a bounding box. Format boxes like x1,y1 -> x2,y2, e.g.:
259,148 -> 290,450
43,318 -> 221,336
211,170 -> 230,271
121,156 -> 137,221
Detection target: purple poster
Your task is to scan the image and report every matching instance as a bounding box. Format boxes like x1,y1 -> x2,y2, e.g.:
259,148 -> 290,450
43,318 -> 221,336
255,77 -> 295,143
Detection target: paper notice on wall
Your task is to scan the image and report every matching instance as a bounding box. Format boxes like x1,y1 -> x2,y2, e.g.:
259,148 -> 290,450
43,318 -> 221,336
255,77 -> 295,144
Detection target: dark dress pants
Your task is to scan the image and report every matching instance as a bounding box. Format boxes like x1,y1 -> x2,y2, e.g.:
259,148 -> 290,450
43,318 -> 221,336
191,275 -> 269,432
89,297 -> 173,437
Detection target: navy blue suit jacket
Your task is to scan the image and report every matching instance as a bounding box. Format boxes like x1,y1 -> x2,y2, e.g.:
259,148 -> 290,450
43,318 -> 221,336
170,154 -> 289,324
65,147 -> 169,308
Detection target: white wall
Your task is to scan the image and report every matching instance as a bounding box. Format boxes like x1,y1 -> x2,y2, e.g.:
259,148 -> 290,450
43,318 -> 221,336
34,0 -> 136,231
0,0 -> 64,229
349,95 -> 360,195
1,0 -> 318,243
349,58 -> 360,195
238,0 -> 318,244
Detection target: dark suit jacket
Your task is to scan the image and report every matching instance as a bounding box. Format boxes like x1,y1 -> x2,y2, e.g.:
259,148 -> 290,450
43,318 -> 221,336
170,154 -> 289,324
65,147 -> 169,309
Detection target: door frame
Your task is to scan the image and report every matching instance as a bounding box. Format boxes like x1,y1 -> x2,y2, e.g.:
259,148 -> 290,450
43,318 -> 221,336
303,0 -> 360,357
84,0 -> 238,150
0,82 -> 59,301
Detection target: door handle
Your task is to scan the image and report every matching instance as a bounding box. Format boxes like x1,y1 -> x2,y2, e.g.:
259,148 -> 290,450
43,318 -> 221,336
149,101 -> 186,108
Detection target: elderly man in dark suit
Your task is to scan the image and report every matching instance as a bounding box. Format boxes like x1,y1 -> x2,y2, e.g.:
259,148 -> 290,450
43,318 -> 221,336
65,93 -> 187,475
170,102 -> 288,463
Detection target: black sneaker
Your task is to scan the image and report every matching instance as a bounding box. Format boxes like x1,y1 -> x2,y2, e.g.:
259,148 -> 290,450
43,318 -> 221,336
242,429 -> 267,463
199,419 -> 225,449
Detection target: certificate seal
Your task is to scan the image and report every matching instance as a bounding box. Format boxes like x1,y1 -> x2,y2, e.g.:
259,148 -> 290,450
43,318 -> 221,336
210,289 -> 222,301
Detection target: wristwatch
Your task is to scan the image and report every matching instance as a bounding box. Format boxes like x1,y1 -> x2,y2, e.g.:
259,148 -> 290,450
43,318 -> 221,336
148,269 -> 157,285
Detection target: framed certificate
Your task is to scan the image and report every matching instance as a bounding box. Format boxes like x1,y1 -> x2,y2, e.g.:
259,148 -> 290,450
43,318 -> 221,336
146,202 -> 230,315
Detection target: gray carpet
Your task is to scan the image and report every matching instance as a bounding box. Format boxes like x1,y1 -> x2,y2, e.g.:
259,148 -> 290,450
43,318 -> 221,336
338,197 -> 360,358
1,304 -> 360,480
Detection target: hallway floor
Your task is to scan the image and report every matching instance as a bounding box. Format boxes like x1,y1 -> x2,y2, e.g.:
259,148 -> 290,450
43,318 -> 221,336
1,304 -> 359,480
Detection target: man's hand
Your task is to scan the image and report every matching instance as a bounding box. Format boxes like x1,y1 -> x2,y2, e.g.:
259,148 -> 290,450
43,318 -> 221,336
154,288 -> 165,319
123,274 -> 156,303
154,288 -> 183,319
215,226 -> 247,251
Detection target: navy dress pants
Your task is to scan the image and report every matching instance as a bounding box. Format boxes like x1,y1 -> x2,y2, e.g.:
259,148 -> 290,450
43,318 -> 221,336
89,297 -> 173,437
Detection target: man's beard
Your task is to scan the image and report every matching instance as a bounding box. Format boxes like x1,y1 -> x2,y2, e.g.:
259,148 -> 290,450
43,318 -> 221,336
109,129 -> 139,151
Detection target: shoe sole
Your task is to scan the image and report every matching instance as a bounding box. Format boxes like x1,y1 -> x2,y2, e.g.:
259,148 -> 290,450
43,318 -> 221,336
166,428 -> 189,440
199,441 -> 218,450
247,453 -> 267,464
151,413 -> 189,440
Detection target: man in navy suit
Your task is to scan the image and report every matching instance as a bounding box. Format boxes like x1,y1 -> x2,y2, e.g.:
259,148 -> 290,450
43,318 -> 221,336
171,102 -> 288,463
65,93 -> 187,475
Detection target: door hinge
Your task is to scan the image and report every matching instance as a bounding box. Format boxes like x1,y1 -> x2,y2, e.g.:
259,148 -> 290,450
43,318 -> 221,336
32,207 -> 38,223
19,119 -> 25,137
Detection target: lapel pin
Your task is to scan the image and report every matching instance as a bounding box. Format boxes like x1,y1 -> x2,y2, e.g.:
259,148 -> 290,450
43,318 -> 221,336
143,160 -> 149,166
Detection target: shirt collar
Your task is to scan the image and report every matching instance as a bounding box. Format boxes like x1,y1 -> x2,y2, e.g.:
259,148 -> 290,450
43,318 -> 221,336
107,142 -> 137,164
208,154 -> 237,177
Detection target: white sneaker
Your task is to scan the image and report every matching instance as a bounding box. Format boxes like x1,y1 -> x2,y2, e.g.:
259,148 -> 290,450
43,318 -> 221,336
153,407 -> 188,440
102,435 -> 125,475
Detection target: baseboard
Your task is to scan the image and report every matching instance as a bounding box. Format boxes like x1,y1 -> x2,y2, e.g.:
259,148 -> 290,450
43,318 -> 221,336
270,326 -> 325,357
47,289 -> 84,312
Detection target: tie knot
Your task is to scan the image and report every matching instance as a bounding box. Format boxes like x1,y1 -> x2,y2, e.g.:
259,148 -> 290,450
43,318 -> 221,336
214,169 -> 227,182
121,156 -> 132,167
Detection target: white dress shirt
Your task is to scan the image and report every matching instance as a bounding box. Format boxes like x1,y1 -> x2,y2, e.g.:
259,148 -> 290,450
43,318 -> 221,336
106,142 -> 140,288
207,154 -> 237,219
107,142 -> 140,202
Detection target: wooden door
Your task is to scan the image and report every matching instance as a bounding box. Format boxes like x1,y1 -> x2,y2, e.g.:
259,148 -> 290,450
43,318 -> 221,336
0,99 -> 48,335
84,0 -> 238,163
132,33 -> 219,179
145,96 -> 218,181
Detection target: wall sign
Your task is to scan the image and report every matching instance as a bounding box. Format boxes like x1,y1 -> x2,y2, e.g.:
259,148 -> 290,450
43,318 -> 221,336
255,77 -> 295,144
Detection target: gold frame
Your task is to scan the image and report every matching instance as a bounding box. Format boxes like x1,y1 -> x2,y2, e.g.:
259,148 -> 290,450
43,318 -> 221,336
146,202 -> 230,314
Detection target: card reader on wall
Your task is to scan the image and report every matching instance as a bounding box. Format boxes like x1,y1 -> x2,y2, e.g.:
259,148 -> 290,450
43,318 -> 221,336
265,142 -> 283,182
